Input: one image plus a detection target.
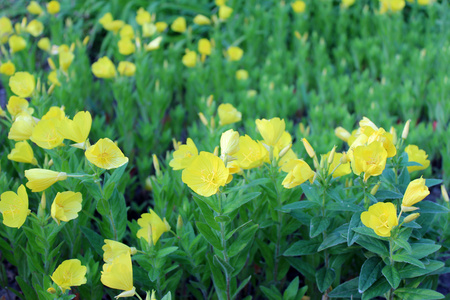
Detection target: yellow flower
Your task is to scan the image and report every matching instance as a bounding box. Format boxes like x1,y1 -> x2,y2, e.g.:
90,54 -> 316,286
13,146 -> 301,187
118,61 -> 136,77
234,135 -> 268,170
169,138 -> 198,170
59,51 -> 74,74
103,240 -> 136,264
37,37 -> 51,51
85,138 -> 128,169
92,57 -> 116,79
120,25 -> 134,40
219,5 -> 233,20
182,151 -> 229,197
220,129 -> 240,159
417,0 -> 432,5
351,141 -> 387,182
236,69 -> 249,80
291,1 -> 306,13
218,103 -> 241,126
302,138 -> 316,158
101,253 -> 135,299
142,23 -> 157,38
216,0 -> 227,5
0,61 -> 15,76
0,185 -> 29,228
9,72 -> 35,98
402,177 -> 429,208
281,159 -> 315,188
58,111 -> 91,145
198,39 -> 212,56
25,169 -> 68,192
193,14 -> 211,25
155,22 -> 168,32
51,259 -> 87,293
99,13 -> 113,26
136,8 -> 151,25
361,202 -> 398,237
7,96 -> 34,117
255,118 -> 286,147
367,128 -> 396,158
380,0 -> 405,13
341,0 -> 356,7
47,1 -> 60,14
145,36 -> 163,52
334,126 -> 351,142
0,17 -> 13,44
104,20 -> 125,34
326,152 -> 351,178
182,51 -> 197,68
27,1 -> 43,15
51,191 -> 82,225
48,70 -> 61,86
42,106 -> 65,121
26,20 -> 44,37
30,119 -> 64,149
171,17 -> 186,33
136,209 -> 171,245
7,141 -> 38,165
118,38 -> 135,56
8,112 -> 36,141
8,35 -> 27,53
405,145 -> 430,172
227,46 -> 243,61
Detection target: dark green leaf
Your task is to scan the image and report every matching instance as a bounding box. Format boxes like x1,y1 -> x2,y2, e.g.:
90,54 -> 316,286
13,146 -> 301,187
317,232 -> 346,252
316,267 -> 335,293
348,213 -> 361,246
392,254 -> 425,268
284,240 -> 321,256
399,260 -> 444,278
228,224 -> 258,258
355,236 -> 389,257
156,247 -> 178,258
81,226 -> 104,256
223,192 -> 261,214
394,288 -> 444,300
382,265 -> 401,289
328,277 -> 360,298
393,238 -> 412,254
283,276 -> 299,300
192,196 -> 220,231
425,179 -> 443,188
196,222 -> 223,250
280,201 -> 320,211
415,201 -> 450,214
361,277 -> 390,300
358,257 -> 384,293
310,216 -> 330,238
375,190 -> 403,200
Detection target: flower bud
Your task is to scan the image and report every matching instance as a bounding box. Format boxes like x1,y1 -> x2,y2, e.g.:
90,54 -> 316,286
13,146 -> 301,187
152,154 -> 161,177
130,247 -> 137,255
302,138 -> 316,158
401,205 -> 419,213
404,213 -> 420,223
340,152 -> 349,164
213,146 -> 219,156
145,176 -> 153,191
198,112 -> 208,127
47,287 -> 56,294
328,146 -> 336,165
335,127 -> 351,142
370,182 -> 381,196
206,95 -> 214,107
177,214 -> 183,233
402,119 -> 411,139
441,185 -> 449,202
390,126 -> 397,145
279,143 -> 292,158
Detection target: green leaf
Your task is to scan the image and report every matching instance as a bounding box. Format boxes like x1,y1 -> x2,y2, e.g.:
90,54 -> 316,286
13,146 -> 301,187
328,277 -> 360,298
80,226 -> 104,256
375,190 -> 403,200
393,238 -> 412,254
392,254 -> 425,268
16,276 -> 37,300
403,243 -> 441,259
223,192 -> 260,214
104,163 -> 127,189
415,201 -> 450,214
394,288 -> 444,300
382,265 -> 401,289
225,220 -> 253,240
425,179 -> 443,188
192,196 -> 220,231
228,224 -> 258,258
215,215 -> 231,223
355,236 -> 389,257
286,257 -> 315,280
398,260 -> 444,278
361,277 -> 390,300
316,267 -> 335,293
310,216 -> 330,238
317,232 -> 346,252
225,178 -> 271,193
213,255 -> 234,276
232,275 -> 251,299
358,257 -> 383,293
352,227 -> 388,240
156,246 -> 178,258
260,286 -> 282,300
196,222 -> 223,250
207,254 -> 226,297
347,213 -> 361,246
280,201 -> 320,211
283,276 -> 299,300
284,239 -> 321,256
96,198 -> 109,216
326,202 -> 363,212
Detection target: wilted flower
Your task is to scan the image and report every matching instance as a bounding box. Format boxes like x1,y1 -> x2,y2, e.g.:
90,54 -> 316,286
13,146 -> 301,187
136,209 -> 171,245
25,169 -> 68,192
335,126 -> 351,142
361,202 -> 398,237
218,103 -> 241,126
51,259 -> 87,293
169,138 -> 198,170
0,185 -> 29,228
402,177 -> 429,208
142,23 -> 156,37
145,36 -> 163,51
171,17 -> 186,33
182,151 -> 229,197
7,141 -> 38,165
92,57 -> 116,78
85,138 -> 128,169
405,145 -> 430,172
51,191 -> 83,225
118,61 -> 136,76
9,72 -> 35,98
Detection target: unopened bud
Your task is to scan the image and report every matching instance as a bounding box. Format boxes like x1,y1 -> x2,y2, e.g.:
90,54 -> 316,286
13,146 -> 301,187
390,126 -> 397,145
302,138 -> 316,158
328,146 -> 336,165
152,154 -> 161,177
210,116 -> 215,130
172,138 -> 180,150
404,213 -> 420,223
213,146 -> 219,156
48,158 -> 54,167
206,95 -> 214,107
279,143 -> 292,158
47,287 -> 56,294
198,112 -> 208,127
402,119 -> 411,139
145,176 -> 153,191
177,215 -> 183,233
47,83 -> 56,95
401,205 -> 419,213
334,127 -> 351,142
370,182 -> 381,196
130,247 -> 137,255
340,152 -> 349,164
441,185 -> 449,202
83,36 -> 90,46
